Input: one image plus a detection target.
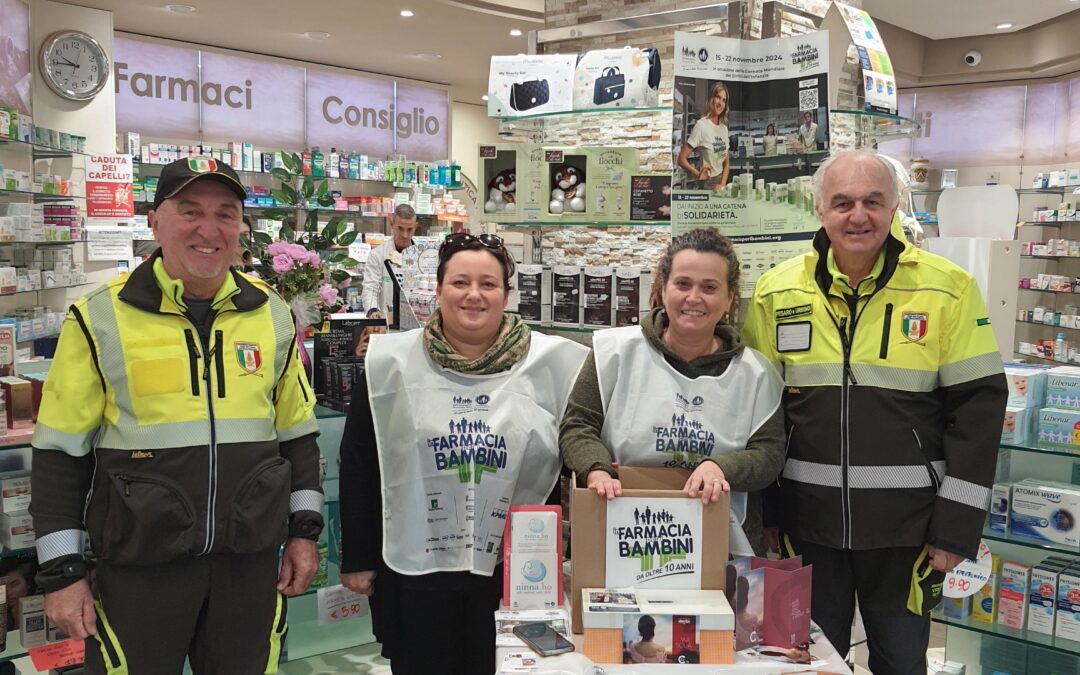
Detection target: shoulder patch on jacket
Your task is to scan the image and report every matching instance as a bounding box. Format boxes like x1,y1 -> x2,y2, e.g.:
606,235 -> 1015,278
776,304 -> 812,321
977,317 -> 990,326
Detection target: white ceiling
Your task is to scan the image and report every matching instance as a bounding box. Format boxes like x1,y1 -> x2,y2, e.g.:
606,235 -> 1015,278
862,0 -> 1080,39
67,0 -> 544,104
57,0 -> 1080,104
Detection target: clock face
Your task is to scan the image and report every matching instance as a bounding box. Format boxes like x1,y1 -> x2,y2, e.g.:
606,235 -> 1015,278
41,31 -> 109,101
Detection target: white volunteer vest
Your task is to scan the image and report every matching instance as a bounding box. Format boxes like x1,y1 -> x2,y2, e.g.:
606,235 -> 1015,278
593,326 -> 783,556
367,329 -> 588,576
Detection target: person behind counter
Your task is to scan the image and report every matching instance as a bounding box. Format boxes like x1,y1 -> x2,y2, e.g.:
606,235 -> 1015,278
762,123 -> 778,157
339,232 -> 588,674
559,228 -> 785,556
798,111 -> 819,152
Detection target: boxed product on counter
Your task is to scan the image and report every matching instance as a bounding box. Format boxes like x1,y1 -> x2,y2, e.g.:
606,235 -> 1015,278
580,587 -> 733,664
516,265 -> 551,326
550,266 -> 582,328
582,266 -> 614,328
1010,479 -> 1080,548
615,267 -> 651,327
0,475 -> 30,514
571,47 -> 661,110
569,467 -> 729,634
480,143 -> 545,223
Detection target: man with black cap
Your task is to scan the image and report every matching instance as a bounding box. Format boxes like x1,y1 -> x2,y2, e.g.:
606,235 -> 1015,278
29,157 -> 323,674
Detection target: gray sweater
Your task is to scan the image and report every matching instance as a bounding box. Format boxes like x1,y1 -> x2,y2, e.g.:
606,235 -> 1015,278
559,308 -> 786,554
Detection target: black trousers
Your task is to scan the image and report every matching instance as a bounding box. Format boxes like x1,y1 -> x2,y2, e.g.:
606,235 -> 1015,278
788,538 -> 936,675
375,567 -> 503,675
85,550 -> 285,675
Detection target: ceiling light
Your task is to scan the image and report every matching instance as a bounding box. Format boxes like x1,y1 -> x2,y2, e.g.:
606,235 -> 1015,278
995,22 -> 1013,29
417,53 -> 442,61
165,4 -> 196,13
304,31 -> 332,40
510,29 -> 523,37
482,95 -> 489,101
400,9 -> 414,17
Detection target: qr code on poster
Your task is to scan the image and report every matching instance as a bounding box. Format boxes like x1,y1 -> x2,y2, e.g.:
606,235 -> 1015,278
799,88 -> 818,112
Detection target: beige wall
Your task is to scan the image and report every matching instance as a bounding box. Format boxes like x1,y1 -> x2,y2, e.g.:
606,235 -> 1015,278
451,101 -> 501,187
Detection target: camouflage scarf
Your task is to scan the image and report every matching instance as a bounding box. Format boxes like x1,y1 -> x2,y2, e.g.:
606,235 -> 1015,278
423,308 -> 531,375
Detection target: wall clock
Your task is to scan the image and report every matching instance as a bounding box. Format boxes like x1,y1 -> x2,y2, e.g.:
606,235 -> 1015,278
39,30 -> 110,102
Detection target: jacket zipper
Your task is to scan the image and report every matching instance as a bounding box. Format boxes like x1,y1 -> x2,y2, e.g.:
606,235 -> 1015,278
200,333 -> 219,555
184,330 -> 200,396
838,314 -> 853,548
214,330 -> 226,399
880,303 -> 893,359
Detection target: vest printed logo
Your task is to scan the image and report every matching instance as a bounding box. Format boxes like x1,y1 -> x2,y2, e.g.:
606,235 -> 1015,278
653,408 -> 716,468
235,342 -> 261,374
451,394 -> 490,414
902,312 -> 928,343
426,417 -> 508,483
674,392 -> 705,413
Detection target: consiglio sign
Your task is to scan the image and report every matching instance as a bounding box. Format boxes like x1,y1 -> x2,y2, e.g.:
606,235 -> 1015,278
113,36 -> 449,161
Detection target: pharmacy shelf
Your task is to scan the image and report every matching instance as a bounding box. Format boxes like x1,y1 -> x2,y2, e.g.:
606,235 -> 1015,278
1000,440 -> 1080,458
0,136 -> 88,159
135,162 -> 461,192
1020,255 -> 1080,260
0,189 -> 83,202
0,546 -> 34,560
933,614 -> 1080,656
829,108 -> 919,141
1013,351 -> 1068,364
1019,287 -> 1080,296
0,239 -> 82,246
494,105 -> 671,123
982,527 -> 1080,557
1024,221 -> 1080,227
497,220 -> 670,229
1017,320 -> 1080,331
0,282 -> 93,297
1020,188 -> 1074,196
0,627 -> 26,665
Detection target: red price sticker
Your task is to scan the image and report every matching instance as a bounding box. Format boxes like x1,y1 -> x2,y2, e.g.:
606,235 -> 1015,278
28,639 -> 85,671
317,585 -> 370,626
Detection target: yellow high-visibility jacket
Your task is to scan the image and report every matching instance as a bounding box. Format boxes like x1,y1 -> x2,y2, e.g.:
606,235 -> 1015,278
30,250 -> 322,584
743,219 -> 1007,559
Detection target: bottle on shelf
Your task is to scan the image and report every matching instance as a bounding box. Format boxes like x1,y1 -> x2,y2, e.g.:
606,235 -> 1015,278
1057,332 -> 1067,361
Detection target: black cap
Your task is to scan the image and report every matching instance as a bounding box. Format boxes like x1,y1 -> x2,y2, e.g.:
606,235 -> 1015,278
153,156 -> 247,209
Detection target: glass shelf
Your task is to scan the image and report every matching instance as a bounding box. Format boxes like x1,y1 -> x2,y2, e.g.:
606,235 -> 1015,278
0,627 -> 26,665
0,281 -> 93,297
1017,320 -> 1080,331
0,189 -> 83,202
497,220 -> 670,229
1021,254 -> 1080,260
0,136 -> 88,159
0,546 -> 33,559
912,190 -> 943,196
829,108 -> 919,140
314,404 -> 345,420
1019,188 -> 1072,196
136,162 -> 459,192
1019,287 -> 1080,296
0,239 -> 82,246
1000,440 -> 1080,458
494,105 -> 671,123
982,527 -> 1080,556
1024,221 -> 1080,227
1013,351 -> 1068,364
934,614 -> 1080,656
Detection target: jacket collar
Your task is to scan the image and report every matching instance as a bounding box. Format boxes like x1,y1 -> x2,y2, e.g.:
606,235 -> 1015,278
118,248 -> 268,315
807,212 -> 913,297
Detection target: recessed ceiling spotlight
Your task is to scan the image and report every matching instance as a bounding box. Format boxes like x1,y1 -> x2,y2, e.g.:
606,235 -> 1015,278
482,95 -> 489,101
400,9 -> 414,17
995,22 -> 1013,29
304,31 -> 332,40
510,29 -> 523,36
165,4 -> 196,13
417,53 -> 442,61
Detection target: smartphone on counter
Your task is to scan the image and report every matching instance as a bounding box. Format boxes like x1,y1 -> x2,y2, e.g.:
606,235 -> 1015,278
512,622 -> 575,657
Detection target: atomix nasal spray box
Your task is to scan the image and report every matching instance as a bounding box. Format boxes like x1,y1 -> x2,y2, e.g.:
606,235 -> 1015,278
1009,479 -> 1080,549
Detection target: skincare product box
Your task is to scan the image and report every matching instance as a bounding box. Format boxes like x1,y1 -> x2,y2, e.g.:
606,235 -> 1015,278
551,266 -> 583,328
998,561 -> 1032,629
989,483 -> 1010,534
1055,565 -> 1080,641
0,510 -> 33,549
0,475 -> 30,514
1029,561 -> 1069,635
582,266 -> 614,328
971,554 -> 1001,623
516,265 -> 551,326
614,267 -> 651,327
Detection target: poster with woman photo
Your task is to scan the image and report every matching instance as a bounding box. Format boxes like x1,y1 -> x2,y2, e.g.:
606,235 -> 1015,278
0,0 -> 31,116
671,31 -> 830,298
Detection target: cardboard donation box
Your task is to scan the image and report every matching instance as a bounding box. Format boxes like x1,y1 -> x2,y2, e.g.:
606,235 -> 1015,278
570,466 -> 730,634
581,588 -> 735,664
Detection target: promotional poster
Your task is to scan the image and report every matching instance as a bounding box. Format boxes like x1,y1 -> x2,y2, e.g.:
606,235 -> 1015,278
605,497 -> 704,589
672,31 -> 829,297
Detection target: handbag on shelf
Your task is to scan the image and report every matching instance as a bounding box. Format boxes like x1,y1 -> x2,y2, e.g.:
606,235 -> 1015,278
593,67 -> 625,105
510,79 -> 550,111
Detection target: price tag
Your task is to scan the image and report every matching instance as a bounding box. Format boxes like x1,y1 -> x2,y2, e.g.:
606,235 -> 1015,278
28,639 -> 85,671
545,150 -> 564,164
316,584 -> 370,626
943,540 -> 993,598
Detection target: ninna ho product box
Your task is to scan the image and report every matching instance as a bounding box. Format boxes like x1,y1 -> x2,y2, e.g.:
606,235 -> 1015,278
1002,406 -> 1038,446
503,506 -> 562,611
1010,479 -> 1080,549
1037,408 -> 1080,446
1004,363 -> 1050,409
580,587 -> 734,665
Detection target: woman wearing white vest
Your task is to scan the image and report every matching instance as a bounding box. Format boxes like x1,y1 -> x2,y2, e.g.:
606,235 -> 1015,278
560,228 -> 785,556
339,232 -> 588,674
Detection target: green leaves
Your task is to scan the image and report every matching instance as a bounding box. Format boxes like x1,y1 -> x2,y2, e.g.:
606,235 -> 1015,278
336,230 -> 358,247
260,208 -> 289,221
270,168 -> 292,184
304,210 -> 320,233
331,269 -> 352,284
253,231 -> 274,247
